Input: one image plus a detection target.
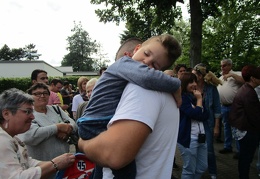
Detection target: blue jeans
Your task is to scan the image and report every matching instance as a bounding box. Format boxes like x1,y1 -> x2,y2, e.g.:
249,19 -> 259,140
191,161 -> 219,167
221,106 -> 233,150
205,125 -> 217,176
238,131 -> 260,179
178,138 -> 208,179
78,119 -> 109,140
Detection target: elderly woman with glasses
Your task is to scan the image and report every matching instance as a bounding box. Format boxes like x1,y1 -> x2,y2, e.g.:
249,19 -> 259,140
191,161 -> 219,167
18,83 -> 77,179
0,88 -> 75,179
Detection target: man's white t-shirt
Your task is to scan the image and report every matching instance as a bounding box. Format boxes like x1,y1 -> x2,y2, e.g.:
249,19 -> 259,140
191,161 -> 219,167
217,70 -> 242,105
103,83 -> 179,179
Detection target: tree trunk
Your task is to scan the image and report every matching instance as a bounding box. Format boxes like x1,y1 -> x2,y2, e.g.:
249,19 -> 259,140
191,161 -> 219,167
189,0 -> 203,67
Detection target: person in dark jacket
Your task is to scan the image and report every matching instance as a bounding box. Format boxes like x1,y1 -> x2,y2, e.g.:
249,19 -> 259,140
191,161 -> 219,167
229,65 -> 260,179
178,72 -> 209,178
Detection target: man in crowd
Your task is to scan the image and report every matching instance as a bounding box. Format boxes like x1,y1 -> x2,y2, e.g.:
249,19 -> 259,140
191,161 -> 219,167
217,59 -> 244,158
49,78 -> 69,111
31,69 -> 60,105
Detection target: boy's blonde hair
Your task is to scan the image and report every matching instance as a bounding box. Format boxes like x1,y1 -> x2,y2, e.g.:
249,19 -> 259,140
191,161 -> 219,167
86,78 -> 98,88
142,34 -> 182,70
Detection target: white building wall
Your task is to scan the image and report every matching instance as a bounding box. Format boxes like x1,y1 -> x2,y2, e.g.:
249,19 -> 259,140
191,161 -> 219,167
0,61 -> 63,78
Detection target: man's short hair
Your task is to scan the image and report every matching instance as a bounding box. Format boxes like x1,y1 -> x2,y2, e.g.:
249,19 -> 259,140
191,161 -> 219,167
31,69 -> 47,81
115,37 -> 143,61
99,67 -> 107,76
50,78 -> 63,86
221,59 -> 232,65
63,81 -> 70,86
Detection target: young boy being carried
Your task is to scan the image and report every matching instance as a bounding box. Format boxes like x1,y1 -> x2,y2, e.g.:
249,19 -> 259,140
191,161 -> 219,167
77,34 -> 182,178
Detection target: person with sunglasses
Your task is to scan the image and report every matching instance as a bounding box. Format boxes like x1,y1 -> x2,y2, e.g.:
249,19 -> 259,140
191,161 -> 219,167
192,63 -> 222,179
217,59 -> 244,158
18,83 -> 77,179
0,88 -> 75,179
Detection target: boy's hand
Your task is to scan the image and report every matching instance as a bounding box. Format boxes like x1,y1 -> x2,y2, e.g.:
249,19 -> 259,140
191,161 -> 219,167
172,87 -> 182,108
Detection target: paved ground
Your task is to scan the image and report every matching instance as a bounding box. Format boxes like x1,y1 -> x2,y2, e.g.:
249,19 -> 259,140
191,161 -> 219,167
172,138 -> 259,179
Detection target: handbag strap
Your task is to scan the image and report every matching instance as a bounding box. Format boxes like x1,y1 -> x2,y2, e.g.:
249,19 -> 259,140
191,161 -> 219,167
52,105 -> 70,123
52,105 -> 62,118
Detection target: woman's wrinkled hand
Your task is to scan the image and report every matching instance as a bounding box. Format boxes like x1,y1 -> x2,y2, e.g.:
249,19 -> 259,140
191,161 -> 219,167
56,123 -> 73,134
56,131 -> 69,141
52,153 -> 75,170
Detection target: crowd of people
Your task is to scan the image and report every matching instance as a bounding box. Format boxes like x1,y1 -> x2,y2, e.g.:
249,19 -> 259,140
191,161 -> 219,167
0,33 -> 259,179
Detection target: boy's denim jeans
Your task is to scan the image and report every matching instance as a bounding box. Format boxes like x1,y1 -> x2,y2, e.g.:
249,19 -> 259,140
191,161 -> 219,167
78,119 -> 109,140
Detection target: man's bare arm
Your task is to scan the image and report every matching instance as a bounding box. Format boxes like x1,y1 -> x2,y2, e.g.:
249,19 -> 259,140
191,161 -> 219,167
223,73 -> 245,84
172,86 -> 182,108
78,120 -> 151,169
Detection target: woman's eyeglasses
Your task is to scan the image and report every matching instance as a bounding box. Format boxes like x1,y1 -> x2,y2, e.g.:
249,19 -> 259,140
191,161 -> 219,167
32,92 -> 50,97
17,108 -> 34,115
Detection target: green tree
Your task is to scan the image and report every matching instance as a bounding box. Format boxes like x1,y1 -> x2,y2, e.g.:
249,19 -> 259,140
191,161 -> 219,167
170,19 -> 191,67
62,22 -> 99,72
0,44 -> 30,61
202,0 -> 260,73
23,44 -> 40,60
188,0 -> 226,67
91,43 -> 110,70
90,0 -> 226,67
11,48 -> 25,60
91,0 -> 183,40
0,45 -> 12,61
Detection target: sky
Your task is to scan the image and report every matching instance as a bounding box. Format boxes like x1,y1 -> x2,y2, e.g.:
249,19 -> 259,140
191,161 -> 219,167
0,0 -> 187,67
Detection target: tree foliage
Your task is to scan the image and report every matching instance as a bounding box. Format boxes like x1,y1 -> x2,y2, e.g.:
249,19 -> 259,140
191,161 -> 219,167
90,0 -> 258,72
91,43 -> 110,70
23,44 -> 41,60
90,0 -> 227,67
188,0 -> 227,67
168,19 -> 191,67
0,44 -> 39,61
62,21 -> 108,72
201,0 -> 260,73
91,0 -> 183,40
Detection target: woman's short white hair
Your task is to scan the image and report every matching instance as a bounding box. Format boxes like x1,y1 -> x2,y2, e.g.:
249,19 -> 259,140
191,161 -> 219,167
86,78 -> 98,88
